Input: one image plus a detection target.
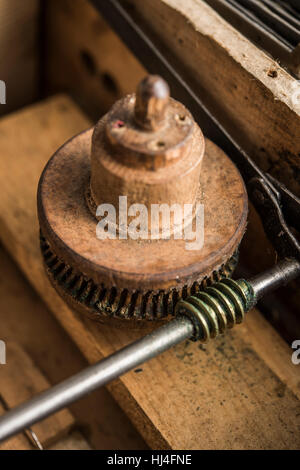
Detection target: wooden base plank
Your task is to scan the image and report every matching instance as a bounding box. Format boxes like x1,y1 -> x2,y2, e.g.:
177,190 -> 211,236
0,95 -> 299,449
0,342 -> 91,450
0,342 -> 74,448
0,0 -> 39,117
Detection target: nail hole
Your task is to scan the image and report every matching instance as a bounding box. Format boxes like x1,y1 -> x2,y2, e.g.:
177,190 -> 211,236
101,72 -> 119,94
176,113 -> 186,123
157,141 -> 165,148
80,50 -> 97,75
267,69 -> 278,78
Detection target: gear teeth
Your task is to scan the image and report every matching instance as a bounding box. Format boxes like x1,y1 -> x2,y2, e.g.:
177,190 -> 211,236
89,285 -> 103,308
107,287 -> 119,316
65,272 -> 78,289
46,254 -> 58,269
56,265 -> 71,283
140,291 -> 151,319
71,276 -> 85,298
78,280 -> 94,303
133,293 -> 144,319
115,289 -> 129,317
40,232 -> 239,322
96,288 -> 110,314
152,291 -> 164,319
127,292 -> 139,318
157,292 -> 167,318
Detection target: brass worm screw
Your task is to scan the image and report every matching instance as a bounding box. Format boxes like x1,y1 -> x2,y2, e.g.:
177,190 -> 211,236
175,278 -> 256,342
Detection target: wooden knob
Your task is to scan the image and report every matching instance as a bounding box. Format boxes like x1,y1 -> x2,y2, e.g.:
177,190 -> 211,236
134,75 -> 170,131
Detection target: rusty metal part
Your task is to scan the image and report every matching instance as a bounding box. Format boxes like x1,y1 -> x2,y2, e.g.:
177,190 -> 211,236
37,76 -> 247,325
249,176 -> 300,261
40,232 -> 239,324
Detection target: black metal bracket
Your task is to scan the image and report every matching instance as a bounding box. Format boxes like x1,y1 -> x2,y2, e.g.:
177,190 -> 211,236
249,176 -> 300,260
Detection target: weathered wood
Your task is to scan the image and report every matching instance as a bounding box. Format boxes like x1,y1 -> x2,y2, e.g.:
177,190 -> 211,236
124,0 -> 300,197
0,342 -> 75,448
0,95 -> 299,449
45,0 -> 145,119
0,340 -> 91,450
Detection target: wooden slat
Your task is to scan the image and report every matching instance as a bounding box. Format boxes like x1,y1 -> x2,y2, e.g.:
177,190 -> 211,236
0,342 -> 75,448
0,341 -> 91,450
0,95 -> 299,449
49,431 -> 91,450
45,0 -> 300,196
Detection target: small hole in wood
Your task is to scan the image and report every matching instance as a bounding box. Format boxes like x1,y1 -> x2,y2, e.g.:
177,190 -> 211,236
80,50 -> 97,75
267,69 -> 278,78
157,141 -> 165,148
101,72 -> 119,94
176,113 -> 186,123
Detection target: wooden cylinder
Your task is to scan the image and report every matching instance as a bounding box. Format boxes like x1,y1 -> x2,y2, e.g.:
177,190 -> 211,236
89,75 -> 205,237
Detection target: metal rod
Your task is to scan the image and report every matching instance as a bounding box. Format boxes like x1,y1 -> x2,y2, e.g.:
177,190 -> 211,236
249,258 -> 300,300
0,317 -> 193,443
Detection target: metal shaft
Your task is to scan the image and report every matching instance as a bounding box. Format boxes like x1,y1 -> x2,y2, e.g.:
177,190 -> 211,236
0,317 -> 193,443
249,258 -> 300,300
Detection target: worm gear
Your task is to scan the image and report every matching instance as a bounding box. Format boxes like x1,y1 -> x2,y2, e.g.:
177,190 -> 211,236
37,76 -> 248,327
40,232 -> 239,323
